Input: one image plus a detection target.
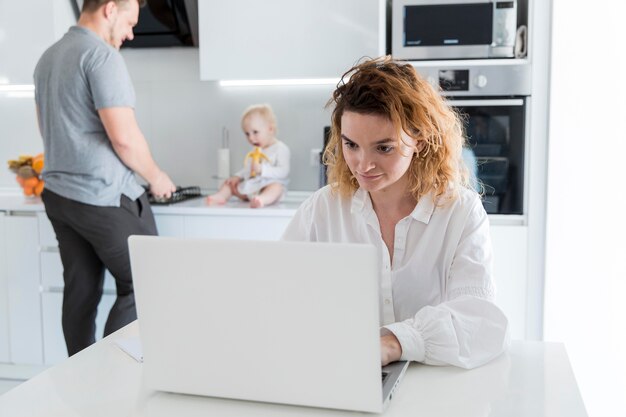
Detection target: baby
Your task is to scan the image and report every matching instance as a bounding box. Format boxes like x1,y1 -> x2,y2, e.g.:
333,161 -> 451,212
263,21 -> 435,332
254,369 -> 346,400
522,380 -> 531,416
207,104 -> 290,208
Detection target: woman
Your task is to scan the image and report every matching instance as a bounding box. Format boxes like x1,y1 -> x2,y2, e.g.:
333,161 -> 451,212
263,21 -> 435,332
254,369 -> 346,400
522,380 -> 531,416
282,57 -> 509,369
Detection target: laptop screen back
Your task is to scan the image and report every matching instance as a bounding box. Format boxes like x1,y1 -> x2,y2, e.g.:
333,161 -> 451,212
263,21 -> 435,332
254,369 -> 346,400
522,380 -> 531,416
129,236 -> 384,412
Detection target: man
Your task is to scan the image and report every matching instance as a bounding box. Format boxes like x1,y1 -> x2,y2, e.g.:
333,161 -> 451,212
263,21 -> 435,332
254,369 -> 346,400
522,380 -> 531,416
33,0 -> 176,356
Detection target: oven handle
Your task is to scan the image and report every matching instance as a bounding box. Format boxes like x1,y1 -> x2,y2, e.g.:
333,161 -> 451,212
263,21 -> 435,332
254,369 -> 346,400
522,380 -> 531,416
447,99 -> 524,107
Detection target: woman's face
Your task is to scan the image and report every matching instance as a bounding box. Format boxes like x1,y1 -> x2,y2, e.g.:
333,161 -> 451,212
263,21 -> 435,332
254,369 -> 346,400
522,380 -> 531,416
340,111 -> 418,195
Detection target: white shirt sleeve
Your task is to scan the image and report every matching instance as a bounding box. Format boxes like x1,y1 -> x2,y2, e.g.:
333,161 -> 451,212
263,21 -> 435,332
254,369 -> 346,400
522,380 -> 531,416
383,198 -> 509,369
282,193 -> 315,241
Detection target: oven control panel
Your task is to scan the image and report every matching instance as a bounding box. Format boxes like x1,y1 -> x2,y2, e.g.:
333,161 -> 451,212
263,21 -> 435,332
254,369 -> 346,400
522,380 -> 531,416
413,63 -> 531,97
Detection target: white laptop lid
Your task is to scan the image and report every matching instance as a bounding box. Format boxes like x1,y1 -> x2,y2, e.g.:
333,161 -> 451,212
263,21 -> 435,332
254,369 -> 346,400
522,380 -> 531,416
129,236 -> 384,413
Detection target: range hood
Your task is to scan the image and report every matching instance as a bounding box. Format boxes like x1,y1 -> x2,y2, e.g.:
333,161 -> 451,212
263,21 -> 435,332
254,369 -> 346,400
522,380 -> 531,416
70,0 -> 199,48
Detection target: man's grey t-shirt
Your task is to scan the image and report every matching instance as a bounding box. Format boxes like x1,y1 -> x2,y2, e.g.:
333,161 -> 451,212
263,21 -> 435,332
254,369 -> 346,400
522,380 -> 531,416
34,26 -> 144,206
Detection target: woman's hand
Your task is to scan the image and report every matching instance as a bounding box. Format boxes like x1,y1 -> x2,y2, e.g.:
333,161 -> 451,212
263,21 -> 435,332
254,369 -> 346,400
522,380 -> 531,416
380,333 -> 402,366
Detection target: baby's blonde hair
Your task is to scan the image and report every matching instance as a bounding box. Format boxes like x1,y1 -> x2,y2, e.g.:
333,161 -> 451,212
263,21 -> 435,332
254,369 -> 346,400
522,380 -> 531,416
241,104 -> 278,132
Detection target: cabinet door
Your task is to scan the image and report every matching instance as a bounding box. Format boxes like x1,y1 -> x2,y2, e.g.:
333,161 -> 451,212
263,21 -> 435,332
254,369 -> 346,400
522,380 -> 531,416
42,292 -> 116,365
154,214 -> 185,237
199,0 -> 382,80
0,212 -> 9,363
0,1 -> 55,84
5,213 -> 43,364
184,216 -> 292,241
490,225 -> 528,340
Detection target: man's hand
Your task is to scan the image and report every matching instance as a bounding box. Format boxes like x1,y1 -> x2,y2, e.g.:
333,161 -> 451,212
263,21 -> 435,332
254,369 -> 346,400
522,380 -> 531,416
380,333 -> 402,366
149,170 -> 176,199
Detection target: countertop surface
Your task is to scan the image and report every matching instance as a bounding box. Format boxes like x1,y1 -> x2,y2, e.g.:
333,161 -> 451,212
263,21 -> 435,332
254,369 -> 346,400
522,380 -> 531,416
0,189 -> 311,216
0,321 -> 588,417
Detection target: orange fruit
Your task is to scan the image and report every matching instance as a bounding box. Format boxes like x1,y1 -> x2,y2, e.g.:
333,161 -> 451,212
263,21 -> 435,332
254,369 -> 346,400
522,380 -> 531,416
15,175 -> 25,186
23,177 -> 39,189
23,186 -> 34,196
34,180 -> 45,197
32,155 -> 44,174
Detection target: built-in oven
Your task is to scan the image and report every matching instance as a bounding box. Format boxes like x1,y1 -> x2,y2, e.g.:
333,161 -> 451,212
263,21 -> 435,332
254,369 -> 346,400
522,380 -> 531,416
451,98 -> 525,214
413,63 -> 531,215
319,64 -> 530,215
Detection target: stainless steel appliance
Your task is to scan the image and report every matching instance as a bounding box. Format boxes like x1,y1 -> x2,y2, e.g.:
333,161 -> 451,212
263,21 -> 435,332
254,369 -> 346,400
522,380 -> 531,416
318,63 -> 529,215
70,0 -> 199,47
413,63 -> 531,214
392,0 -> 517,60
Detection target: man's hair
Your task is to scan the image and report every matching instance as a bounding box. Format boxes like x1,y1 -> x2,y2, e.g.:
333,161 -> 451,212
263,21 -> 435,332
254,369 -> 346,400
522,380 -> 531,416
82,0 -> 146,13
324,56 -> 469,202
241,104 -> 278,132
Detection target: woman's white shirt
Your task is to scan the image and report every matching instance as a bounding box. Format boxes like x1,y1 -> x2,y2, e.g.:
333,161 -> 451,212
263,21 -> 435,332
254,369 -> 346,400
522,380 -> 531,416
282,185 -> 509,369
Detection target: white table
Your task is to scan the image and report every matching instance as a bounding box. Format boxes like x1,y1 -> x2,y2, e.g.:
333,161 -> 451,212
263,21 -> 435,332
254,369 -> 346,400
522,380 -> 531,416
0,321 -> 587,417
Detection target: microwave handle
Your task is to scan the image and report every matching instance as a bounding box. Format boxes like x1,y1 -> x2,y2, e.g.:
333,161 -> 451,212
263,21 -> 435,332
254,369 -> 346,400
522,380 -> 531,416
448,99 -> 524,107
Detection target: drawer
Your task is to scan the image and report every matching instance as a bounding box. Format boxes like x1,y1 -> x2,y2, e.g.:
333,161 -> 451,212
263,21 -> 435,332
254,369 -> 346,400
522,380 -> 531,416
41,292 -> 116,365
40,251 -> 116,292
184,215 -> 291,240
155,214 -> 185,237
37,212 -> 58,248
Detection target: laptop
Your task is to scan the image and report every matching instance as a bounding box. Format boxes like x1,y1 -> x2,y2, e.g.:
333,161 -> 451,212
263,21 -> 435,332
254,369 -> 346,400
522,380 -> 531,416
128,236 -> 409,413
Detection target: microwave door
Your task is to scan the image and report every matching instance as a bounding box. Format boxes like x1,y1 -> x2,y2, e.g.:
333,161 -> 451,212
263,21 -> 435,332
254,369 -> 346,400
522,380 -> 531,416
399,3 -> 493,60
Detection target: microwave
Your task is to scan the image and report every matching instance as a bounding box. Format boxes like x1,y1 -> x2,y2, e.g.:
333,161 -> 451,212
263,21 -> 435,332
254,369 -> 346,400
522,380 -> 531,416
392,0 -> 517,60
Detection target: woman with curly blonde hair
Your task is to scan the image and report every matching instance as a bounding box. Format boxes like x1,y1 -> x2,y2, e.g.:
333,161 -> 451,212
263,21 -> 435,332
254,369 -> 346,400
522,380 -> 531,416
283,56 -> 508,369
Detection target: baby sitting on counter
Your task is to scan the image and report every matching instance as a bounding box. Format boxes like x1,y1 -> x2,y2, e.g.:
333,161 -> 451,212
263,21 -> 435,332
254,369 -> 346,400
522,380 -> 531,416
207,104 -> 290,208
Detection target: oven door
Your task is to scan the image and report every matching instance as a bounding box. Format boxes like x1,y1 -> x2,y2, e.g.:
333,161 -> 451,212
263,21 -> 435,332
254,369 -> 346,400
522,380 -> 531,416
450,98 -> 526,215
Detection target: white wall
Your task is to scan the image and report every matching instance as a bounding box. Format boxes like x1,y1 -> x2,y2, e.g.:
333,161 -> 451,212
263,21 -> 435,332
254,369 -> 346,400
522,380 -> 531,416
545,1 -> 626,416
124,48 -> 333,191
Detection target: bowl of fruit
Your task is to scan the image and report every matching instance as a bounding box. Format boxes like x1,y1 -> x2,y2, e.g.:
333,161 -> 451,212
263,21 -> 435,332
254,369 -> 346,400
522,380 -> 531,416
7,153 -> 45,197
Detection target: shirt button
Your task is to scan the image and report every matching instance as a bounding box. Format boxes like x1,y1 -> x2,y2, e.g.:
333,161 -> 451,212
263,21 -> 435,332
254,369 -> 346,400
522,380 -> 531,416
384,299 -> 391,305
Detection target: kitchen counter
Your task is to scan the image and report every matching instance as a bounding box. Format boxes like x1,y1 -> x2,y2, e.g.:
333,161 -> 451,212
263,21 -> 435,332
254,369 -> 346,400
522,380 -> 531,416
0,189 -> 311,216
0,321 -> 588,417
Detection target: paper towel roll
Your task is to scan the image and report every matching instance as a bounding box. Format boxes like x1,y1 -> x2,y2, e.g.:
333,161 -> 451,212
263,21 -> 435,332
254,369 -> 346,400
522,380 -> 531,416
217,148 -> 230,179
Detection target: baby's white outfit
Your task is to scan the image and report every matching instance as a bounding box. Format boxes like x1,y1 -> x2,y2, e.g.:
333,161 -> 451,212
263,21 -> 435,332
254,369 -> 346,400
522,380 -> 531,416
235,140 -> 290,199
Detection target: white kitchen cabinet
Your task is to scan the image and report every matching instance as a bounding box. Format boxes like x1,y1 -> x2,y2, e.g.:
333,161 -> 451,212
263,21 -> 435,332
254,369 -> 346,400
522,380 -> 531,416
0,0 -> 74,84
154,214 -> 185,238
490,225 -> 528,340
184,215 -> 291,241
0,1 -> 51,84
0,212 -> 9,363
41,292 -> 115,365
199,0 -> 383,80
5,212 -> 43,364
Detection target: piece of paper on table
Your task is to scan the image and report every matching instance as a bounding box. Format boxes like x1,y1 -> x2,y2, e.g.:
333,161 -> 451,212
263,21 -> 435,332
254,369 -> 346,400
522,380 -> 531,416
115,336 -> 143,362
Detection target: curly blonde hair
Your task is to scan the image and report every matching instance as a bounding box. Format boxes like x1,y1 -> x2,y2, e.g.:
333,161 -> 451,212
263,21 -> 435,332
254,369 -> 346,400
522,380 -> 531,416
324,56 -> 469,202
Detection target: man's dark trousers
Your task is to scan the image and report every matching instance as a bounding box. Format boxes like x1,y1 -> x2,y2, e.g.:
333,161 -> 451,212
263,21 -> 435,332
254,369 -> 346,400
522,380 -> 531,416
41,189 -> 158,356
